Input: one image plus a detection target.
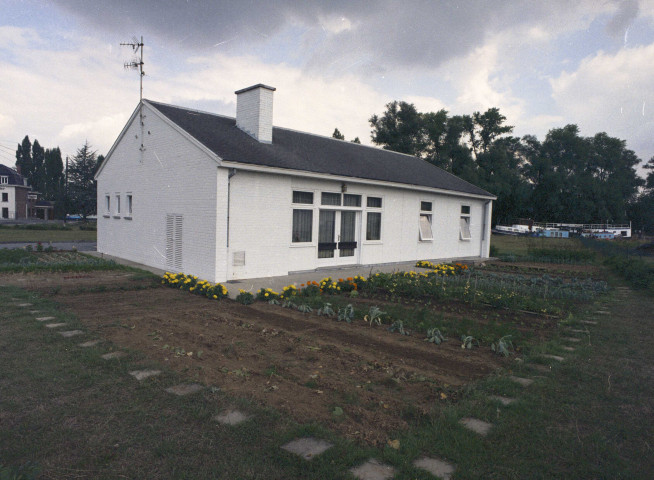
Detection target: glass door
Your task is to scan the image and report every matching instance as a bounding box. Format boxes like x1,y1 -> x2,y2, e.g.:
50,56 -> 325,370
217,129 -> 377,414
318,210 -> 359,263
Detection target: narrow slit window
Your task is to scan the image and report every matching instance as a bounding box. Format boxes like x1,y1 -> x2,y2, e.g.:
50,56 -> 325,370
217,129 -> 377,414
127,194 -> 133,216
460,205 -> 471,240
105,195 -> 110,214
115,195 -> 121,215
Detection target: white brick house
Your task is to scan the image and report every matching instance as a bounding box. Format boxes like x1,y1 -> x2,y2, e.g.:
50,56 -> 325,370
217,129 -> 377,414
0,165 -> 30,220
95,84 -> 495,283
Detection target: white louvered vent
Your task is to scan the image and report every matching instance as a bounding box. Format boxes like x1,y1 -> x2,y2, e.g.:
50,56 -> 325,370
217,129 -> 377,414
233,251 -> 245,266
165,214 -> 183,271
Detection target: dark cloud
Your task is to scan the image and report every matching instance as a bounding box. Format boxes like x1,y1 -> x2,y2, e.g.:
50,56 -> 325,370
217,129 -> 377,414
606,0 -> 639,38
52,0 -> 635,74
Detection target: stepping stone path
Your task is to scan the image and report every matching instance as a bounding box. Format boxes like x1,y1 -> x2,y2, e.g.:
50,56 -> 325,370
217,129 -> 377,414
570,328 -> 588,333
489,395 -> 516,406
79,340 -> 101,348
527,364 -> 551,373
165,383 -> 203,396
540,354 -> 564,362
36,316 -> 56,322
213,409 -> 250,425
509,376 -> 534,387
580,320 -> 598,325
460,417 -> 492,436
60,330 -> 84,338
562,346 -> 575,352
281,437 -> 333,460
350,459 -> 395,480
561,337 -> 581,343
413,457 -> 455,480
17,303 -> 33,307
101,351 -> 126,360
129,369 -> 161,381
45,323 -> 67,329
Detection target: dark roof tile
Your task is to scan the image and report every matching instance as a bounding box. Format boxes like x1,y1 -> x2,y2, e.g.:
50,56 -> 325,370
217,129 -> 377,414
147,100 -> 494,198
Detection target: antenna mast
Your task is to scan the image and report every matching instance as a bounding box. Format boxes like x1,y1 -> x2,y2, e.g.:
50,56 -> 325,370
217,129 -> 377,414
121,36 -> 145,101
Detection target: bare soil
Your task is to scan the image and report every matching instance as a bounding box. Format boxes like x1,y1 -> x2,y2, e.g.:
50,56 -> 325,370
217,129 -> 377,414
1,271 -> 517,445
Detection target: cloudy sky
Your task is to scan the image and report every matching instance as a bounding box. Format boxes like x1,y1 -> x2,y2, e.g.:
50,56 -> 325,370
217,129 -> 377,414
1,0 -> 653,172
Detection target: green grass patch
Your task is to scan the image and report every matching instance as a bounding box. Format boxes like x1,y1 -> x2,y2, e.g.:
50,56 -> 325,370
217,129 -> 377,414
0,250 -> 124,273
0,224 -> 96,243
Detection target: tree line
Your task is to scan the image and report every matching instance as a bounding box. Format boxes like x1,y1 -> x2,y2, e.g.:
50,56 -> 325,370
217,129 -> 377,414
336,102 -> 651,233
14,136 -> 102,220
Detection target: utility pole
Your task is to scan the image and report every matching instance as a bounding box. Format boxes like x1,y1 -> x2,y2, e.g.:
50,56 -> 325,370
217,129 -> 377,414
64,155 -> 68,224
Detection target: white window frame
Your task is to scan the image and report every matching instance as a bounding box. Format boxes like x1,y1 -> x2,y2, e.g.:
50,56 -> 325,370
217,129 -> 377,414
364,196 -> 383,242
126,193 -> 133,218
104,194 -> 111,217
114,194 -> 121,217
460,205 -> 471,241
291,208 -> 313,243
0,176 -> 8,185
419,201 -> 433,241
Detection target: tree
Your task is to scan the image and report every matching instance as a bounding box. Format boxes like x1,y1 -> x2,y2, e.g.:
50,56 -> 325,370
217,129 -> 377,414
31,139 -> 45,193
369,101 -> 425,156
67,141 -> 100,220
351,137 -> 361,144
332,128 -> 345,140
15,135 -> 32,181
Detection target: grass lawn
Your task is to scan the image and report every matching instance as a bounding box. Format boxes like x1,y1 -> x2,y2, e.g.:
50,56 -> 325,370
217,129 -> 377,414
0,224 -> 96,243
1,246 -> 653,478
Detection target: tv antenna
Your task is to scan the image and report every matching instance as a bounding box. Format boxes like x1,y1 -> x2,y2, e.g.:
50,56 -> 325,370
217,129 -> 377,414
121,36 -> 145,101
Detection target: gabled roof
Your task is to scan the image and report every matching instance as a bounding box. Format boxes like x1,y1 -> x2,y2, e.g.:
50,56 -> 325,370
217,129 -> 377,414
145,100 -> 494,199
0,164 -> 26,186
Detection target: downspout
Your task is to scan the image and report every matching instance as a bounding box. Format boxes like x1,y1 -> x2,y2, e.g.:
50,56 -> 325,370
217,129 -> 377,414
226,168 -> 236,280
482,200 -> 491,258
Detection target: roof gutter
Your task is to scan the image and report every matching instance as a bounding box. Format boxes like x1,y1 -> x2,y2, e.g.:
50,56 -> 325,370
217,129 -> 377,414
218,160 -> 496,201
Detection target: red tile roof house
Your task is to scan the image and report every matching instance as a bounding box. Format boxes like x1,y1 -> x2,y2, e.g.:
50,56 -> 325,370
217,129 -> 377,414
94,84 -> 495,283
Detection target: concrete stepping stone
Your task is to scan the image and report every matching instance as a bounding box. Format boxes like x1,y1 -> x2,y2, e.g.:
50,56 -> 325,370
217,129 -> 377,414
79,340 -> 101,348
489,395 -> 516,406
29,310 -> 40,314
595,311 -> 609,315
561,346 -> 575,352
540,354 -> 564,362
414,457 -> 455,480
281,437 -> 333,460
580,320 -> 597,325
165,383 -> 203,396
213,409 -> 251,425
129,369 -> 161,381
460,417 -> 492,436
101,351 -> 126,360
526,363 -> 550,373
569,329 -> 588,333
60,330 -> 84,338
45,323 -> 67,329
561,337 -> 581,343
509,376 -> 534,386
17,303 -> 33,307
350,459 -> 395,480
36,316 -> 56,322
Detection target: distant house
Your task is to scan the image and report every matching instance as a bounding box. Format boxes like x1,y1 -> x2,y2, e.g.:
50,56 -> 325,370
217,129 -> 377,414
0,165 -> 55,221
0,164 -> 30,220
95,84 -> 496,283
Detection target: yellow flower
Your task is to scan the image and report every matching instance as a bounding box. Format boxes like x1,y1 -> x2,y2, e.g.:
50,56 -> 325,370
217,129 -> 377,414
213,295 -> 217,299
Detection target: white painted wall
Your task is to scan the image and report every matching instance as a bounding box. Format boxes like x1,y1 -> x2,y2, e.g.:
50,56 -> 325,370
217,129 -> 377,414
235,86 -> 274,143
226,170 -> 491,280
96,104 -> 221,281
0,186 -> 17,219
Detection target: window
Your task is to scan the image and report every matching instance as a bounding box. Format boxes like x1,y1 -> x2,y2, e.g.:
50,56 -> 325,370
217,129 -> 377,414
115,195 -> 121,215
367,196 -> 382,208
1,193 -> 7,202
126,194 -> 133,216
0,176 -> 8,185
292,209 -> 312,243
343,194 -> 361,207
366,212 -> 381,241
460,205 -> 471,240
321,192 -> 341,206
292,191 -> 313,204
104,195 -> 110,215
419,201 -> 433,241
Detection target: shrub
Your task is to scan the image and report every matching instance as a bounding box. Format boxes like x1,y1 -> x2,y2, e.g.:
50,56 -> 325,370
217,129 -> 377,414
161,272 -> 229,300
236,290 -> 254,305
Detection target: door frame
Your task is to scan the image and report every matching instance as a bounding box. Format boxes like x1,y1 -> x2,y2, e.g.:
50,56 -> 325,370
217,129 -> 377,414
317,208 -> 361,266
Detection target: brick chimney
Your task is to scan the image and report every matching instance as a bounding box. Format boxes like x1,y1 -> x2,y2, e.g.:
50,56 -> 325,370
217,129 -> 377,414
235,84 -> 276,143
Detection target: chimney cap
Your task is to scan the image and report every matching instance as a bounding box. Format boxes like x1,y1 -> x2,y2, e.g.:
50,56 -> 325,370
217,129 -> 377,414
234,83 -> 276,95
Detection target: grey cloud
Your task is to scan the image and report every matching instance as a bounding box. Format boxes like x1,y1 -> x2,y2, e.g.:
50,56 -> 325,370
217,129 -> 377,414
606,0 -> 640,38
52,0 -> 635,73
